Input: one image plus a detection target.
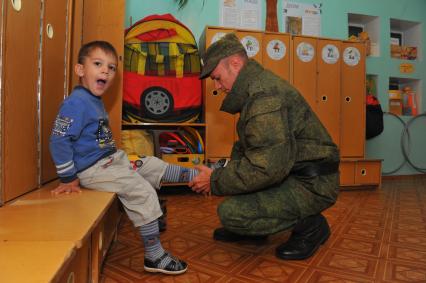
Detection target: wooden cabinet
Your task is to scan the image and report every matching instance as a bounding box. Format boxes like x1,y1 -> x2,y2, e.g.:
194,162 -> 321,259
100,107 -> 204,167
202,27 -> 381,188
340,160 -> 382,187
203,27 -> 291,161
292,36 -> 341,146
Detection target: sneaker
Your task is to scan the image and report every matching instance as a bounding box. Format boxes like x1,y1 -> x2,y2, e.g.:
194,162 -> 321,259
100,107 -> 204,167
144,252 -> 188,275
213,227 -> 267,242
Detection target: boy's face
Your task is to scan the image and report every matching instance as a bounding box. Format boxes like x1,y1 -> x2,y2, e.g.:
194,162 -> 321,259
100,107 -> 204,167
75,48 -> 117,96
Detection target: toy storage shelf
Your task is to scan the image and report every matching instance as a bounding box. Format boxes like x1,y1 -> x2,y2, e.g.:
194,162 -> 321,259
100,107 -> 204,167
388,77 -> 422,116
390,18 -> 421,61
348,13 -> 380,57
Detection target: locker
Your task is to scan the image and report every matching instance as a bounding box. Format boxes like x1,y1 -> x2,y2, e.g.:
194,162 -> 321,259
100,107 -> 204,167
41,0 -> 71,184
204,27 -> 236,159
262,32 -> 290,81
2,0 -> 40,202
340,41 -> 366,158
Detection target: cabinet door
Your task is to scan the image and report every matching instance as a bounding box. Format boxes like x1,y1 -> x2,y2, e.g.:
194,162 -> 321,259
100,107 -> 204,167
340,42 -> 366,158
262,33 -> 290,81
204,28 -> 236,159
355,161 -> 381,185
339,161 -> 355,186
316,39 -> 341,146
2,0 -> 40,202
292,36 -> 317,111
82,0 -> 125,146
236,31 -> 263,63
40,0 -> 70,184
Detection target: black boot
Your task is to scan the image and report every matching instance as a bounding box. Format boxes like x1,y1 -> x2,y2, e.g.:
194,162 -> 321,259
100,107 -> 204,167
213,227 -> 267,242
275,214 -> 330,260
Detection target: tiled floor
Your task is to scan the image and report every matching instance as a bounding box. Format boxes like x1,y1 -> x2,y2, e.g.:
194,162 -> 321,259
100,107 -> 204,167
100,177 -> 426,282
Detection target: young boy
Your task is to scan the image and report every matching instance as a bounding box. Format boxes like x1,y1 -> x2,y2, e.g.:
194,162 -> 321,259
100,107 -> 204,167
50,41 -> 197,275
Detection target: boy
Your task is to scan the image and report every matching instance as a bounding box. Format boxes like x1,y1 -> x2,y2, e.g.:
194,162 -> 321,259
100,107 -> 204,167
50,41 -> 196,275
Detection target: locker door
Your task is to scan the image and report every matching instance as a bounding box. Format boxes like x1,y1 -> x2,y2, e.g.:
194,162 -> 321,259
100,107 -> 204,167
82,0 -> 125,146
316,39 -> 341,146
204,28 -> 236,159
262,32 -> 290,81
236,31 -> 263,63
340,42 -> 366,157
2,0 -> 40,202
40,0 -> 70,184
292,36 -> 317,111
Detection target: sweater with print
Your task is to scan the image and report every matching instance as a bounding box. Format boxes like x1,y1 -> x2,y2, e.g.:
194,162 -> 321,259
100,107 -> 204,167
49,86 -> 116,183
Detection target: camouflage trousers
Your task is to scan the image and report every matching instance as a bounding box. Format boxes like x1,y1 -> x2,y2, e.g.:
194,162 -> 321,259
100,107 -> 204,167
217,173 -> 339,236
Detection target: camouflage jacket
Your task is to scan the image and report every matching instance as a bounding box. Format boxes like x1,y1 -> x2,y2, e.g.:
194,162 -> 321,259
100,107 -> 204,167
211,60 -> 339,196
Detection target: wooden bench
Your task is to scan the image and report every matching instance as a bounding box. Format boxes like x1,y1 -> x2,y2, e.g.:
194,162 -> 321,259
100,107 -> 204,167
0,182 -> 122,282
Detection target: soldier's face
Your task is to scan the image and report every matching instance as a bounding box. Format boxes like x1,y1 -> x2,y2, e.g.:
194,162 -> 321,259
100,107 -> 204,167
210,59 -> 238,94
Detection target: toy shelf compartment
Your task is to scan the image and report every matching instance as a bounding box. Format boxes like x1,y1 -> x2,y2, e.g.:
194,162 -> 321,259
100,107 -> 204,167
390,18 -> 421,61
388,77 -> 422,116
348,13 -> 380,57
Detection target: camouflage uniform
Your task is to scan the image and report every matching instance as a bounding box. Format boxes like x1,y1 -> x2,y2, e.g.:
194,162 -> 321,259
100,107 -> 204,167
210,59 -> 339,236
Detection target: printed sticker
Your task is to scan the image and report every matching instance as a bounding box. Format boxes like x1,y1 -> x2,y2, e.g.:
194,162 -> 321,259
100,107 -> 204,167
241,35 -> 259,57
322,44 -> 339,64
267,39 -> 286,60
343,47 -> 361,66
296,42 -> 315,62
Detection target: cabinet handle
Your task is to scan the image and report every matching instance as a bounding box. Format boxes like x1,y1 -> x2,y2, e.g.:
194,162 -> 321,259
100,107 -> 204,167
345,96 -> 351,103
361,168 -> 367,176
11,0 -> 22,11
46,23 -> 54,39
321,95 -> 327,102
212,90 -> 218,96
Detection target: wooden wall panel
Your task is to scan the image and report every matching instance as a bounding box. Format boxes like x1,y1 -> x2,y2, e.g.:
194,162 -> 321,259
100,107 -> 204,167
82,0 -> 125,146
40,0 -> 70,184
2,0 -> 40,201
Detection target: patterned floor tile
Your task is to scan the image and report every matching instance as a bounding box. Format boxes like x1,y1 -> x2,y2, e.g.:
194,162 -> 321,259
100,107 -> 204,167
100,177 -> 426,282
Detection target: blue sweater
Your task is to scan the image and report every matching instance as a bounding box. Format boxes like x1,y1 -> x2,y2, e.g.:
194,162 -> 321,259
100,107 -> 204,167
50,86 -> 116,183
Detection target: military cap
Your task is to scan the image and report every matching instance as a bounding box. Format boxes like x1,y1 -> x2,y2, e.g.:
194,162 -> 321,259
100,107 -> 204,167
199,33 -> 246,79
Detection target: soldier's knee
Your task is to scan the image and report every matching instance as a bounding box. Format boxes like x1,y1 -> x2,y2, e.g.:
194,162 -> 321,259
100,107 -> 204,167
217,198 -> 244,227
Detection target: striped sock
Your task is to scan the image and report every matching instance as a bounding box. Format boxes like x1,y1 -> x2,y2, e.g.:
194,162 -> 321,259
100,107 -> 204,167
162,164 -> 198,183
139,220 -> 173,268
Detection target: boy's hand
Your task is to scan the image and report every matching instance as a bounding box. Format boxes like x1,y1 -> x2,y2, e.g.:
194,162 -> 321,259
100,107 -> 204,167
51,179 -> 82,194
189,165 -> 212,195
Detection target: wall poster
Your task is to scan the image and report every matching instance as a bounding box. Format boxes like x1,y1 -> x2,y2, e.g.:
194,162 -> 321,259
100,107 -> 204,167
219,0 -> 262,30
282,1 -> 321,36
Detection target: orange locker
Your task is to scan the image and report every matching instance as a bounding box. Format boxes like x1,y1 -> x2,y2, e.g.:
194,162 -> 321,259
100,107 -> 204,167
262,32 -> 290,81
2,0 -> 40,203
340,41 -> 366,158
292,36 -> 317,110
41,0 -> 71,184
316,39 -> 341,146
292,36 -> 341,146
236,30 -> 263,63
203,27 -> 237,159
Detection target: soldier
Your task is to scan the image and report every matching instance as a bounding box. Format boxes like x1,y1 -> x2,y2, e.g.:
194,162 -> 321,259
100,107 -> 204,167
190,33 -> 340,260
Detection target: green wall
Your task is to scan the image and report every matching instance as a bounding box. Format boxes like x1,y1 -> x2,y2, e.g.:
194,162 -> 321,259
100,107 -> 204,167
125,0 -> 426,175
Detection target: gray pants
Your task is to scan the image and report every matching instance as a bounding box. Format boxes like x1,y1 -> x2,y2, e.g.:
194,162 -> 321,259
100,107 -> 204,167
78,150 -> 168,227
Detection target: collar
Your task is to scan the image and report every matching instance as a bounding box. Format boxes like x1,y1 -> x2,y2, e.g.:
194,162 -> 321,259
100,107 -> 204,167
74,85 -> 102,100
220,60 -> 264,114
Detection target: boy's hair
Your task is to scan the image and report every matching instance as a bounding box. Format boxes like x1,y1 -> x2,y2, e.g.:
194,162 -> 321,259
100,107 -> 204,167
78,41 -> 118,64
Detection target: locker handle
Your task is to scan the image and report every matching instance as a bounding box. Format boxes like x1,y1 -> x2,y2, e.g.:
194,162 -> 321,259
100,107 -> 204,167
46,23 -> 54,39
321,95 -> 327,102
361,168 -> 367,176
212,90 -> 219,96
345,96 -> 351,103
11,0 -> 22,11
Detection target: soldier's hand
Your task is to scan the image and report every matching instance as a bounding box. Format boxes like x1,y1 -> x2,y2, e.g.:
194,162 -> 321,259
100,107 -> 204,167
189,165 -> 212,195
